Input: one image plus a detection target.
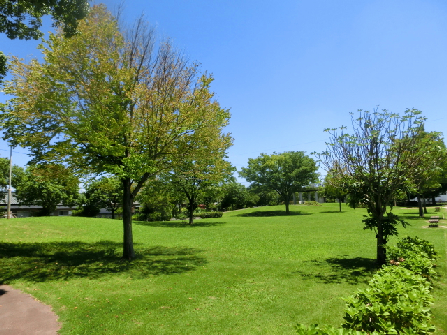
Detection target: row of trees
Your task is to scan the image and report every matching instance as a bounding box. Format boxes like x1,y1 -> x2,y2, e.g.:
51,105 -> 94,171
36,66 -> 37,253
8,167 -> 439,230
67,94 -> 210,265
0,162 -> 278,220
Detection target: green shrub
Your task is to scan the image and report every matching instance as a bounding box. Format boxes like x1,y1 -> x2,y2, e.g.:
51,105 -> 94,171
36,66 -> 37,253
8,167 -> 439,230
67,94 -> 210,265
195,212 -> 223,219
342,266 -> 434,334
134,212 -> 169,222
303,201 -> 321,206
387,236 -> 437,279
396,236 -> 437,260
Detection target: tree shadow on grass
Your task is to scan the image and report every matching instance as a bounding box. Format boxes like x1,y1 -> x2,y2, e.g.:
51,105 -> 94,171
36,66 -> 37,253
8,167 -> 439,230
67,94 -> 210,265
134,220 -> 226,228
0,241 -> 206,284
292,256 -> 377,285
397,214 -> 426,221
236,211 -> 312,217
319,211 -> 346,214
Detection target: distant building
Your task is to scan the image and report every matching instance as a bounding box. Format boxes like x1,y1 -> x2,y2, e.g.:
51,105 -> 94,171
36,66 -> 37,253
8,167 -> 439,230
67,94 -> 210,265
0,193 -> 76,218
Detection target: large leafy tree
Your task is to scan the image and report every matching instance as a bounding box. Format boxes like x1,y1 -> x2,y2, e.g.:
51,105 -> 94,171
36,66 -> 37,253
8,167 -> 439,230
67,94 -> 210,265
239,151 -> 318,214
15,164 -> 79,215
317,108 -> 426,266
0,0 -> 89,80
1,5 -> 231,259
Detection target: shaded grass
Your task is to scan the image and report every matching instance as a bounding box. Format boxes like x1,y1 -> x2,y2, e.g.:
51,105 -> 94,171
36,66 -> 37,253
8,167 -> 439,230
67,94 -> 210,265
235,210 -> 312,217
134,220 -> 227,228
0,241 -> 206,283
0,203 -> 445,334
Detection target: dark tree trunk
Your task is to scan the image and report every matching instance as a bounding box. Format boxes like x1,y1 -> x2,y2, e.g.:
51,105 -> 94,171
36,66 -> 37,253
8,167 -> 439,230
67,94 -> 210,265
188,210 -> 194,225
111,208 -> 115,220
122,177 -> 135,260
187,196 -> 196,225
432,195 -> 437,206
284,195 -> 290,214
417,193 -> 423,217
423,198 -> 427,214
376,222 -> 386,266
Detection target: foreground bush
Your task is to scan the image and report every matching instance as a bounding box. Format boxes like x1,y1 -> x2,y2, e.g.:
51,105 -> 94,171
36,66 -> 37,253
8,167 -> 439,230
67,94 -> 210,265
387,236 -> 437,279
297,236 -> 437,334
342,266 -> 434,334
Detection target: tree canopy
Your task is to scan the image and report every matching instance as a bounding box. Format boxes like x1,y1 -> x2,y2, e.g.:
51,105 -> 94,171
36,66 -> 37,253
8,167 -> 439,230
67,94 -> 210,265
239,151 -> 318,214
0,0 -> 89,81
1,5 -> 231,259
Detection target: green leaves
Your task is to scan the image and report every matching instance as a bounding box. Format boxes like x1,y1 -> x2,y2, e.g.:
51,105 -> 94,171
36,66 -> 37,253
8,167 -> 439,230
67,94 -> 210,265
342,237 -> 438,334
15,164 -> 79,215
240,151 -> 318,213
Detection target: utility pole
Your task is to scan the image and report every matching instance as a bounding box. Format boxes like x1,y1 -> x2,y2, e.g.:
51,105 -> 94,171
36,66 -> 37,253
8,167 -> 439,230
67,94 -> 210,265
7,145 -> 12,219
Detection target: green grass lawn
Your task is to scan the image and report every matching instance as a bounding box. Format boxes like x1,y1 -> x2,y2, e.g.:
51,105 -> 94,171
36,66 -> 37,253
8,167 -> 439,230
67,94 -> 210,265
0,203 -> 446,334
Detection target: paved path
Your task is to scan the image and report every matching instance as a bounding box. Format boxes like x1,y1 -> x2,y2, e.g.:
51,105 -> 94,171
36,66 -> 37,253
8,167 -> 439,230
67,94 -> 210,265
0,285 -> 60,335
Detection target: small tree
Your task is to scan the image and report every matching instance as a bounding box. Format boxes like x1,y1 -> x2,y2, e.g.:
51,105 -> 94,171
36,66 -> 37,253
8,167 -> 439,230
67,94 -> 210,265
239,151 -> 318,214
317,108 -> 425,265
323,164 -> 349,212
83,176 -> 123,218
171,156 -> 233,225
136,177 -> 179,221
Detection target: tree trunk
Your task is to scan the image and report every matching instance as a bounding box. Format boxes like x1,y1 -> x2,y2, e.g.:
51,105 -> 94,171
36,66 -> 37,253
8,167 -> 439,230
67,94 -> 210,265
122,177 -> 135,260
111,208 -> 115,220
338,198 -> 342,212
187,196 -> 196,225
188,210 -> 194,225
423,198 -> 427,214
284,195 -> 290,214
376,214 -> 386,266
417,193 -> 423,217
432,195 -> 437,206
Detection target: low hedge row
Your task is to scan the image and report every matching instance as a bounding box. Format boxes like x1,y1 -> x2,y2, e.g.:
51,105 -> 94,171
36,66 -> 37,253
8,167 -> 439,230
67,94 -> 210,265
194,211 -> 223,219
296,236 -> 438,334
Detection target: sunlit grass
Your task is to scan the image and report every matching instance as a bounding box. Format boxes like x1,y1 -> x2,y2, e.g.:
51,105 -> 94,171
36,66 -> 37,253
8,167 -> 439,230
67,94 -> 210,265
0,203 -> 445,334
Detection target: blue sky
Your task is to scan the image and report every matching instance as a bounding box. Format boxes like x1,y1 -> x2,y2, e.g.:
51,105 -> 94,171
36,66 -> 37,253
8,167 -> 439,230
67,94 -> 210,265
1,0 -> 447,184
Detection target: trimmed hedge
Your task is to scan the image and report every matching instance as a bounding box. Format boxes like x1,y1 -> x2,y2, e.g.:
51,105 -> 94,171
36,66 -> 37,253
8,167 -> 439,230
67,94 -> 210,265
303,201 -> 321,206
195,212 -> 223,219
